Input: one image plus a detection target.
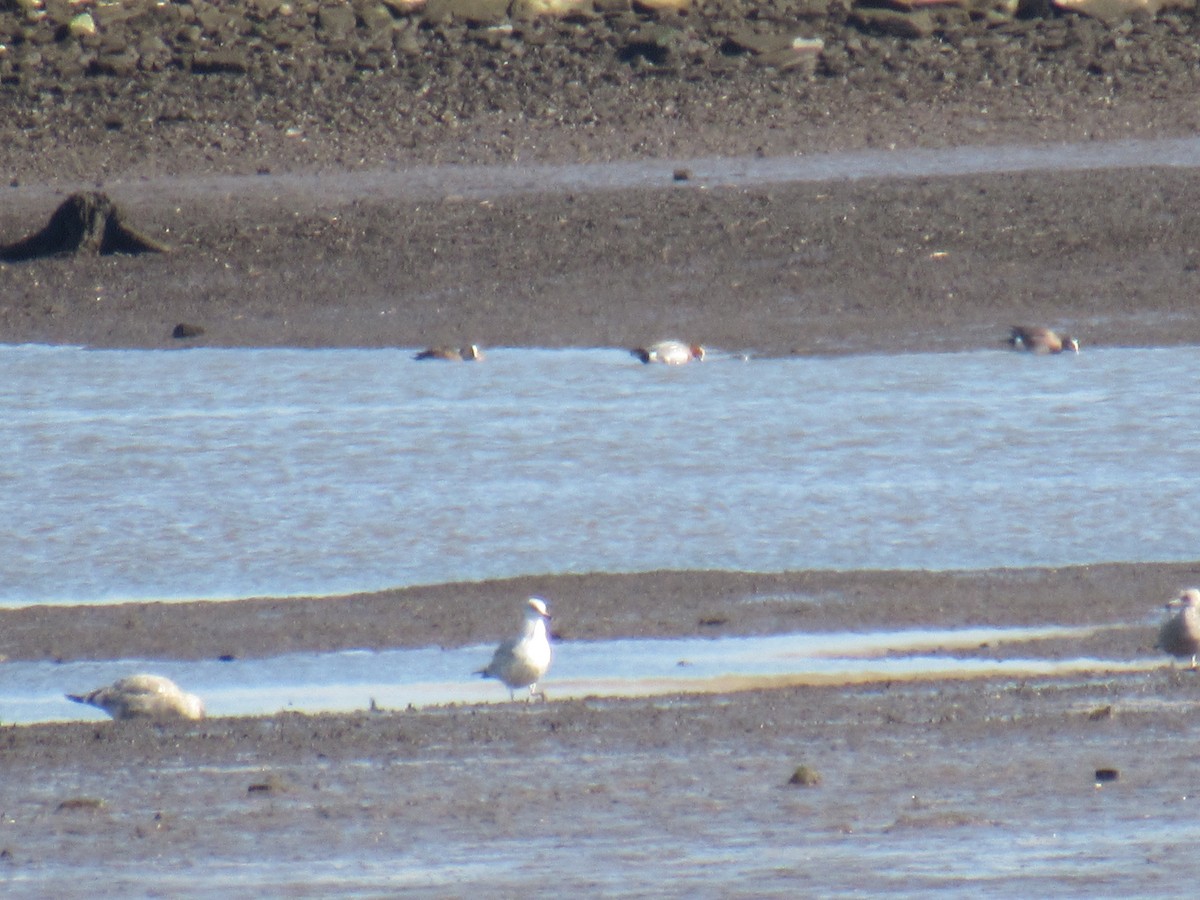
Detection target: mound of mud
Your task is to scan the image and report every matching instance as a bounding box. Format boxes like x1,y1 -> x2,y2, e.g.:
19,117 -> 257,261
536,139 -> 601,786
0,192 -> 169,261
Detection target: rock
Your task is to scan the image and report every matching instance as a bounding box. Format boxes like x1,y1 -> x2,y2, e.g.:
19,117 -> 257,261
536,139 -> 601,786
850,8 -> 936,39
190,50 -> 250,74
317,4 -> 358,38
0,192 -> 170,262
172,323 -> 206,340
512,0 -> 594,17
634,0 -> 691,11
757,38 -> 824,72
1052,0 -> 1194,21
723,29 -> 798,57
620,24 -> 682,64
788,765 -> 822,787
422,0 -> 509,26
92,48 -> 141,77
68,12 -> 96,37
359,3 -> 398,32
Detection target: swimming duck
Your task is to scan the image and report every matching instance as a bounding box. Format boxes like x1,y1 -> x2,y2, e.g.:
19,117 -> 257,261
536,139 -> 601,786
414,344 -> 484,361
1007,326 -> 1079,354
631,340 -> 705,365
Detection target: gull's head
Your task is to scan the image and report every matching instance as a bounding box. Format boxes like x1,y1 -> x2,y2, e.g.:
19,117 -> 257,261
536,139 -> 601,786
1064,336 -> 1080,353
1168,588 -> 1200,610
526,597 -> 551,620
691,344 -> 706,361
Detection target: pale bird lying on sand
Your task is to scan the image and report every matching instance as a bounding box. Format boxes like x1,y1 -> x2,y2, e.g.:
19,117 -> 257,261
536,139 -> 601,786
1007,326 -> 1079,354
1157,588 -> 1200,670
477,597 -> 553,701
67,674 -> 206,721
414,344 -> 484,361
631,340 -> 705,365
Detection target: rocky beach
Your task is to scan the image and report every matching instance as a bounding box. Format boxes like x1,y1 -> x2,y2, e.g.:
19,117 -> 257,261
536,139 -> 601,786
2,0 -> 1200,894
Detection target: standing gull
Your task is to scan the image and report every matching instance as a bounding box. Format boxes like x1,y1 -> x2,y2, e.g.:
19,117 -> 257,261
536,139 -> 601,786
477,597 -> 553,701
67,674 -> 206,721
631,340 -> 705,365
1156,588 -> 1200,670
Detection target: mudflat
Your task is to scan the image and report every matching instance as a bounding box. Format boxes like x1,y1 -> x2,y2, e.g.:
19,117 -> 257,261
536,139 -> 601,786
3,0 -> 1200,892
3,565 -> 1199,893
3,3 -> 1200,354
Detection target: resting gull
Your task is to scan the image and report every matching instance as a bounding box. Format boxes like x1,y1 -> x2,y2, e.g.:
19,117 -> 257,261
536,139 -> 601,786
1157,588 -> 1200,670
477,597 -> 553,701
67,674 -> 206,721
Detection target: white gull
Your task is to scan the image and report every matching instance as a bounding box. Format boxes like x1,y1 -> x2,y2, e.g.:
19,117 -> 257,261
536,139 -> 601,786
1157,588 -> 1200,670
477,597 -> 553,701
66,673 -> 206,721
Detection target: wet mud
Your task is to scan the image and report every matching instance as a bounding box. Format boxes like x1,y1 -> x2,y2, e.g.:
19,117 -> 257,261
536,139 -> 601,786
3,1 -> 1200,890
3,4 -> 1200,353
3,562 -> 1199,894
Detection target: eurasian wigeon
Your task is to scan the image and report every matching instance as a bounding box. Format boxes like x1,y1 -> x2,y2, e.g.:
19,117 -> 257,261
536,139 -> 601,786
414,344 -> 484,361
631,340 -> 706,365
1007,326 -> 1079,354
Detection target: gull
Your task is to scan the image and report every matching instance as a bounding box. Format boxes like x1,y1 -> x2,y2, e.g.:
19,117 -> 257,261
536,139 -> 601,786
414,344 -> 484,361
1007,326 -> 1079,354
1156,588 -> 1200,670
66,674 -> 206,721
631,340 -> 705,365
477,597 -> 553,701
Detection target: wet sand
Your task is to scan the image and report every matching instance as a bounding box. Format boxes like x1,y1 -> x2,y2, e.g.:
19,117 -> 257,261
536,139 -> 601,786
2,563 -> 1196,664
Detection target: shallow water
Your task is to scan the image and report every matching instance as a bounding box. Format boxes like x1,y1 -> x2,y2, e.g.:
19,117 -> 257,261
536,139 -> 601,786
0,624 -> 1137,725
2,344 -> 1199,607
21,134 -> 1200,208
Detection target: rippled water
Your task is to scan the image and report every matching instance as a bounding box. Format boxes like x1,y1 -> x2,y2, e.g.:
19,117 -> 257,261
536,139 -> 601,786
2,340 -> 1200,609
2,343 -> 1198,607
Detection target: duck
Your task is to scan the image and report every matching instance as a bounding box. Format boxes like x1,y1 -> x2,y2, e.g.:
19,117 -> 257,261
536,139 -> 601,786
631,340 -> 705,365
1156,588 -> 1200,670
414,344 -> 484,361
1007,326 -> 1079,354
476,597 -> 553,701
66,674 -> 206,721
